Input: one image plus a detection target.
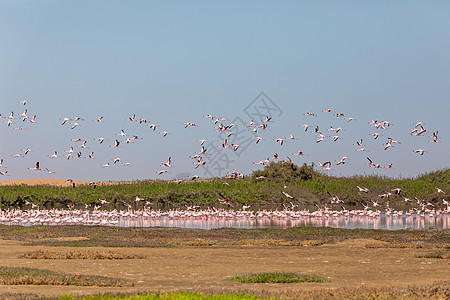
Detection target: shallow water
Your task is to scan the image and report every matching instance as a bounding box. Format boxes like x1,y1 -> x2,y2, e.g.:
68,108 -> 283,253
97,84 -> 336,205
117,214 -> 450,230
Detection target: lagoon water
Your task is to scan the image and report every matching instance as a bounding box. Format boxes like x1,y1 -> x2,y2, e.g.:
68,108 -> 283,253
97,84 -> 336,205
117,213 -> 450,230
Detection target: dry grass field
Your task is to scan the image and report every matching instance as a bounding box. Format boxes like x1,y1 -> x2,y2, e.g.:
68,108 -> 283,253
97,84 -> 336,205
0,225 -> 448,299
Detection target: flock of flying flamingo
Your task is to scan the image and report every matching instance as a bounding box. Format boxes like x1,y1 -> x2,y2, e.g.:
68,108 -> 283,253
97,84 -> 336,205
0,100 -> 448,229
0,100 -> 442,178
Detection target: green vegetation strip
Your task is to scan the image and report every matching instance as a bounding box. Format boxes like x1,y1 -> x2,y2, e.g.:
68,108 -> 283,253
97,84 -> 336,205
1,281 -> 450,300
0,266 -> 132,287
229,272 -> 329,283
60,292 -> 270,300
0,164 -> 448,210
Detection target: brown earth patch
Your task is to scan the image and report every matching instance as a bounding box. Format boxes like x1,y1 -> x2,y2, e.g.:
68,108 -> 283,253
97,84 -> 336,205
0,238 -> 449,299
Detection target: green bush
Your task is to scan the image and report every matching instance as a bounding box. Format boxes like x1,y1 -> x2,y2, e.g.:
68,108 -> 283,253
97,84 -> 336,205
251,162 -> 318,181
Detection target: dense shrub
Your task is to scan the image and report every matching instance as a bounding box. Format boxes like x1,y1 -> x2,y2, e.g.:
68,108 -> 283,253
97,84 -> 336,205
251,162 -> 318,181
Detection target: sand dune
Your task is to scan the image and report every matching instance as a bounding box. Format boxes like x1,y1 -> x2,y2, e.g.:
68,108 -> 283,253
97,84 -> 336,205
0,178 -> 91,187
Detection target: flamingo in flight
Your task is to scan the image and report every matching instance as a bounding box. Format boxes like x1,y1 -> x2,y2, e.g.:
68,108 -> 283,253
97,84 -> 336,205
318,161 -> 332,170
183,122 -> 197,128
353,139 -> 364,146
282,191 -> 294,199
196,146 -> 207,155
413,149 -> 427,155
292,151 -> 307,156
429,131 -> 439,143
22,148 -> 32,155
299,124 -> 310,131
274,138 -> 284,145
286,134 -> 297,140
344,116 -> 357,122
335,156 -> 348,165
117,129 -> 127,136
370,133 -> 383,139
331,136 -> 342,142
48,151 -> 58,158
264,116 -> 273,122
27,115 -> 37,123
28,162 -> 42,171
44,168 -> 56,175
61,117 -> 70,125
218,193 -> 234,207
110,140 -> 120,148
19,110 -> 27,120
147,124 -> 159,130
251,137 -> 264,144
94,137 -> 109,144
157,170 -> 171,175
127,114 -> 136,122
435,187 -> 446,194
356,186 -> 369,193
161,157 -> 173,168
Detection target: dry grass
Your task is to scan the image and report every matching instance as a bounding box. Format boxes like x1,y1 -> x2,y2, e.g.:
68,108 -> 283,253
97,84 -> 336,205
300,239 -> 325,246
190,281 -> 450,299
0,266 -> 133,287
46,280 -> 450,299
0,293 -> 44,300
20,249 -> 145,260
415,251 -> 450,259
169,238 -> 217,246
230,239 -> 303,246
365,242 -> 450,249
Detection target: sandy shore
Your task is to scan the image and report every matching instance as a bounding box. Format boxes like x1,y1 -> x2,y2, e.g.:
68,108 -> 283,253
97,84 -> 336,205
0,178 -> 139,187
0,178 -> 91,187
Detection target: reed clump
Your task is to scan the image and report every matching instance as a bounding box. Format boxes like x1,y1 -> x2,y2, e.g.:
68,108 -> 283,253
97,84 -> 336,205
0,266 -> 133,287
228,272 -> 329,283
415,251 -> 450,259
20,249 -> 145,260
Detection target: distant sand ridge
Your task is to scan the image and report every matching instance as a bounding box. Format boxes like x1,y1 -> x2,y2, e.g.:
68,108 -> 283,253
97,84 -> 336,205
0,178 -> 93,187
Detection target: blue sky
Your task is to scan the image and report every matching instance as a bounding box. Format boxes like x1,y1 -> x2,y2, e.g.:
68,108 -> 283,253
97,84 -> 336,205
0,1 -> 449,182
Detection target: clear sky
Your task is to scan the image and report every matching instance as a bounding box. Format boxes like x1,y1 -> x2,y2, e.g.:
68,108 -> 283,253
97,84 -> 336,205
1,1 -> 449,182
